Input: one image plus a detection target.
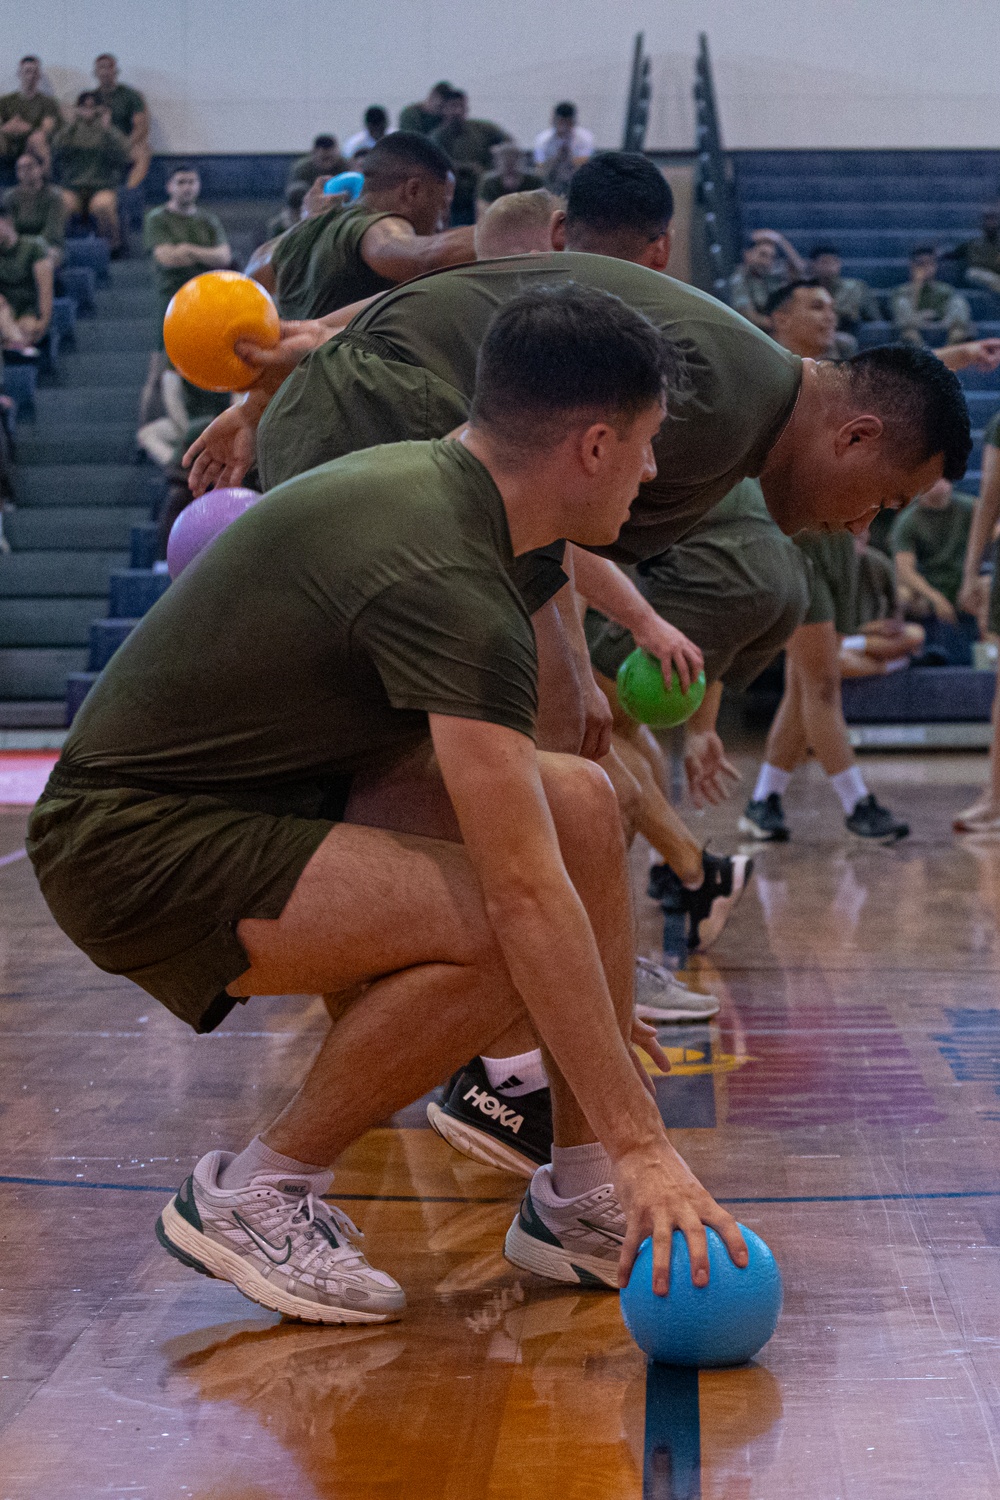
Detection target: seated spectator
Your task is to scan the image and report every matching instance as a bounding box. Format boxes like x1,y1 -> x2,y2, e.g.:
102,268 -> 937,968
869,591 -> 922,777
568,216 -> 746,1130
92,53 -> 150,190
727,230 -> 804,328
430,90 -> 509,224
141,165 -> 230,422
0,207 -> 54,350
766,279 -> 844,360
891,479 -> 975,633
837,533 -> 925,678
398,82 -> 453,136
53,92 -> 131,248
808,244 -> 881,332
891,246 -> 974,347
476,143 -> 543,214
343,106 -> 390,161
266,180 -> 307,240
2,152 -> 66,261
287,135 -> 349,190
474,188 -> 558,258
955,204 -> 1000,300
533,102 -> 594,196
0,57 -> 62,180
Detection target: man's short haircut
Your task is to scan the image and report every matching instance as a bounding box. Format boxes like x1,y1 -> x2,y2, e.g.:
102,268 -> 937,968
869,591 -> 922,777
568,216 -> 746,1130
565,152 -> 674,242
470,283 -> 683,458
809,244 -> 840,260
19,56 -> 40,66
764,279 -> 823,317
362,131 -> 453,187
364,105 -> 388,130
168,163 -> 198,180
432,81 -> 454,95
554,101 -> 577,120
475,189 -> 559,259
95,52 -> 116,64
910,244 -> 937,260
844,345 -> 971,482
312,134 -> 336,150
77,90 -> 99,107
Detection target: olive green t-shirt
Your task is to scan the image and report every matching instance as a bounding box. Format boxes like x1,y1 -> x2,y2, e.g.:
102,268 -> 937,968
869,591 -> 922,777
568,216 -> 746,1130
478,170 -> 545,204
0,235 -> 46,317
51,120 -> 130,189
143,204 -> 228,303
856,546 -> 896,626
60,440 -> 537,797
258,253 -> 802,566
798,531 -> 866,634
889,495 -> 974,604
1,184 -> 65,247
94,82 -> 146,136
0,92 -> 62,160
398,103 -> 443,135
288,152 -> 348,187
271,204 -> 399,320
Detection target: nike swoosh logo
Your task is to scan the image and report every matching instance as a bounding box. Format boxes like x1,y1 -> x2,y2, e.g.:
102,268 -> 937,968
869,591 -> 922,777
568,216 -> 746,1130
233,1212 -> 292,1264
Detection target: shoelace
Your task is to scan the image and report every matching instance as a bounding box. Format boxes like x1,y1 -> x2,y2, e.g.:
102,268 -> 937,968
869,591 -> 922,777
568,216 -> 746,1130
274,1194 -> 369,1271
636,955 -> 688,992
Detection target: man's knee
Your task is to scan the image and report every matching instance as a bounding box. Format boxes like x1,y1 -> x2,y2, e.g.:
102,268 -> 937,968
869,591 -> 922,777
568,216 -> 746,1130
539,752 -> 624,848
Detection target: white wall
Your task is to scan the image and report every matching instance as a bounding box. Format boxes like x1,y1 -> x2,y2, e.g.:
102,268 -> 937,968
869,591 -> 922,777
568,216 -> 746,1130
1,0 -> 998,154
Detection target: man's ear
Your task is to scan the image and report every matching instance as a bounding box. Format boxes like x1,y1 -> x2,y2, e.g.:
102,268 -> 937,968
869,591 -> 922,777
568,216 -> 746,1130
577,420 -> 615,474
641,229 -> 672,273
834,414 -> 884,456
550,210 -> 567,251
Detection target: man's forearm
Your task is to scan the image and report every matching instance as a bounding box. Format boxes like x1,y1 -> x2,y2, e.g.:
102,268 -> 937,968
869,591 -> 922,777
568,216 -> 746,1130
569,546 -> 655,635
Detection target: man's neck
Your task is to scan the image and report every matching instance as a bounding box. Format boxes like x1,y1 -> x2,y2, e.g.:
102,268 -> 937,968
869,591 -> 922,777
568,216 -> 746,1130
459,428 -> 565,555
758,357 -> 822,515
168,199 -> 197,215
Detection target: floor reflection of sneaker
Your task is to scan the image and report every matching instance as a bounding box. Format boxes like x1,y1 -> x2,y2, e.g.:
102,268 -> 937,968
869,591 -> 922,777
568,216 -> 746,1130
739,793 -> 790,843
156,1151 -> 406,1324
845,794 -> 909,843
685,852 -> 754,950
427,1057 -> 552,1178
634,956 -> 720,1023
504,1165 -> 623,1288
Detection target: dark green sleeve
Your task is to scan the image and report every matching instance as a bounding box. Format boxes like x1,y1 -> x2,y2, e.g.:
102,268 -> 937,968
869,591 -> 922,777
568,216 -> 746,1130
106,126 -> 132,167
203,212 -> 227,246
985,412 -> 1000,450
889,506 -> 918,554
142,210 -> 168,251
351,569 -> 537,737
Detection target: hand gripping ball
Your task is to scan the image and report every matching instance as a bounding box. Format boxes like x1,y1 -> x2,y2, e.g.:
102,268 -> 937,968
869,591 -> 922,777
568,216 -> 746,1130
166,487 -> 261,579
620,1227 -> 783,1368
616,648 -> 706,728
163,270 -> 280,392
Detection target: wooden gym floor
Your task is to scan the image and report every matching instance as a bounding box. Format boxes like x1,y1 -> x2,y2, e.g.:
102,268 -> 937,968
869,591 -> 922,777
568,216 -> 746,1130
1,748 -> 1000,1499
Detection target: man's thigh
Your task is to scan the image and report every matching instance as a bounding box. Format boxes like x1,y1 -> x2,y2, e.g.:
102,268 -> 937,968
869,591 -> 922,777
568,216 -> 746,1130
230,820 -> 494,997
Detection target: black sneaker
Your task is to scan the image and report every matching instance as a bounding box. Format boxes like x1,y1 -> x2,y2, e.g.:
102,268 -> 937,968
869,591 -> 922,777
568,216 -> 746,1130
685,851 -> 754,951
647,862 -> 685,911
845,793 -> 909,843
739,793 -> 790,842
426,1057 -> 552,1178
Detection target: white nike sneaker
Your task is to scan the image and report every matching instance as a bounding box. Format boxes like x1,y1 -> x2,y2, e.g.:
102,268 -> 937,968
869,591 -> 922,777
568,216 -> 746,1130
156,1150 -> 406,1324
634,956 -> 720,1023
503,1164 -> 624,1288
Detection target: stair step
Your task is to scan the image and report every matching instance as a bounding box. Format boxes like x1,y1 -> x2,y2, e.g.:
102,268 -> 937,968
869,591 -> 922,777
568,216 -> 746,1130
0,551 -> 128,597
33,387 -> 140,423
108,261 -> 155,289
55,351 -> 150,386
90,616 -> 139,669
66,671 -> 98,722
93,289 -> 160,320
0,597 -> 105,647
4,507 -> 149,551
73,320 -> 156,354
14,464 -> 157,509
16,424 -> 138,464
109,568 -> 171,618
0,701 -> 66,729
0,647 -> 89,699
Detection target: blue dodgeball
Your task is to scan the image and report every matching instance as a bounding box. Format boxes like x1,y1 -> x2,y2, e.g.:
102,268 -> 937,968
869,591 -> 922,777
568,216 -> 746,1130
620,1226 -> 782,1367
323,171 -> 365,201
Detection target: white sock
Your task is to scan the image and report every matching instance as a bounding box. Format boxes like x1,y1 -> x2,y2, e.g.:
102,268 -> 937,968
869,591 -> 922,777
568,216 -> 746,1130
481,1049 -> 548,1097
753,763 -> 791,802
219,1135 -> 329,1191
831,765 -> 868,815
550,1141 -> 614,1199
884,655 -> 910,673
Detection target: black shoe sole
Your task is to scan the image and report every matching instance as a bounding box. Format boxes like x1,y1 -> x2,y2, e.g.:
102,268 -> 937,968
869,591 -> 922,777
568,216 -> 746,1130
426,1101 -> 546,1177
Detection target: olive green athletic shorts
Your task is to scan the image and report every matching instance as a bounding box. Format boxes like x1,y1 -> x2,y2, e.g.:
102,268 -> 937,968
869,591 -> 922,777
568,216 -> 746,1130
27,764 -> 352,1033
586,531 -> 809,694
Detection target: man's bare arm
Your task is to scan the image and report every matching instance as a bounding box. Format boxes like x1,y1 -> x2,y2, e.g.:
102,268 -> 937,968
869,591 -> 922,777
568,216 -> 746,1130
569,545 -> 704,693
359,215 -> 475,284
430,713 -> 746,1288
960,439 -> 1000,614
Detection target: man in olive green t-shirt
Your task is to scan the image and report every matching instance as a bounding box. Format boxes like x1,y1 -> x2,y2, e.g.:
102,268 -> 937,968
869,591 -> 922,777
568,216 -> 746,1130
0,56 -> 62,173
28,284 -> 748,1327
52,92 -> 131,247
93,53 -> 150,189
2,152 -> 66,259
260,132 -> 475,321
891,480 -> 974,615
286,135 -> 349,190
398,82 -> 453,136
431,90 -> 510,223
0,210 -> 54,345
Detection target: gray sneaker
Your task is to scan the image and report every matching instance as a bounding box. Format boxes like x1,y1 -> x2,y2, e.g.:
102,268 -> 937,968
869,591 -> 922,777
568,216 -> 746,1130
156,1150 -> 406,1324
634,957 -> 720,1023
504,1164 -> 624,1288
